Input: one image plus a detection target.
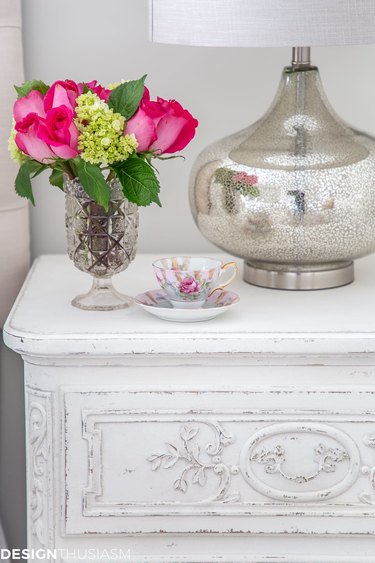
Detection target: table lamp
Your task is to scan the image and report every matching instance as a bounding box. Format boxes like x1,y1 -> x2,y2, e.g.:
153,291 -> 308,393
150,0 -> 375,290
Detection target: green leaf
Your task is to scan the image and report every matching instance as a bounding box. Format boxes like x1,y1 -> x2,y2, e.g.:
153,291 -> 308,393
69,157 -> 79,177
15,162 -> 36,205
14,80 -> 49,99
30,163 -> 48,179
82,83 -> 96,95
214,168 -> 234,184
240,185 -> 260,198
113,156 -> 161,207
74,159 -> 110,210
49,169 -> 64,190
108,75 -> 146,119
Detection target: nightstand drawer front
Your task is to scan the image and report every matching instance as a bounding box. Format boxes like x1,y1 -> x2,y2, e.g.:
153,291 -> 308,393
63,387 -> 375,535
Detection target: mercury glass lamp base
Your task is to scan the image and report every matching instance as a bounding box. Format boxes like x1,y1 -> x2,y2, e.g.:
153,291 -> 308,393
72,277 -> 132,311
189,60 -> 375,290
243,262 -> 354,290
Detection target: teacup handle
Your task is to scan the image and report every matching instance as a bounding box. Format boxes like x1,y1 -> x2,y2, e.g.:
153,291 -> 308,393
208,261 -> 238,297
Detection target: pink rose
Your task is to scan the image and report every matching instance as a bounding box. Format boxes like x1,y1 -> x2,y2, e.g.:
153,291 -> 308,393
13,89 -> 45,122
124,88 -> 162,152
124,107 -> 158,152
15,112 -> 55,163
44,80 -> 82,112
43,83 -> 79,158
149,98 -> 198,154
85,80 -> 111,102
125,88 -> 198,154
14,91 -> 55,163
13,83 -> 79,162
232,172 -> 258,185
38,106 -> 79,160
179,278 -> 200,295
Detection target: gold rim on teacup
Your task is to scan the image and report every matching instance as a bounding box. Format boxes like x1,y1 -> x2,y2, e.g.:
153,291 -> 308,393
207,261 -> 238,297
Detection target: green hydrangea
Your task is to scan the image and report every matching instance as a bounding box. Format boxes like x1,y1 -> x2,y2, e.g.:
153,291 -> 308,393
75,92 -> 138,165
8,124 -> 27,164
106,80 -> 125,90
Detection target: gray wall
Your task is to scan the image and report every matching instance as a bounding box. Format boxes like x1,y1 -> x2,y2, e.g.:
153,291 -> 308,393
2,0 -> 375,550
23,1 -> 375,259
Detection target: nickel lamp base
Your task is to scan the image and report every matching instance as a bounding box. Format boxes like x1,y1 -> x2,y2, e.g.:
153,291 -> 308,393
243,262 -> 354,290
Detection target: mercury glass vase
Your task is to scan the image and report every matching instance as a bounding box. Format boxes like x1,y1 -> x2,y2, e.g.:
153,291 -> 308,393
65,178 -> 138,311
190,62 -> 375,290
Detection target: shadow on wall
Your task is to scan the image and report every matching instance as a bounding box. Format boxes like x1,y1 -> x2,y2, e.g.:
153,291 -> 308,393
0,337 -> 26,549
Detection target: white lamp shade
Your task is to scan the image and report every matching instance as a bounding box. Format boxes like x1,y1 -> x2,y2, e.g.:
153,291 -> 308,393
150,0 -> 375,47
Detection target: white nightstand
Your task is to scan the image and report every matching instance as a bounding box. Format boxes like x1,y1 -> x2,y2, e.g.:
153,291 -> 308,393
4,254 -> 375,562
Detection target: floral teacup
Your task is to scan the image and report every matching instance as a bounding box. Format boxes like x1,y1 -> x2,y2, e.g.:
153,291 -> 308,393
152,256 -> 238,308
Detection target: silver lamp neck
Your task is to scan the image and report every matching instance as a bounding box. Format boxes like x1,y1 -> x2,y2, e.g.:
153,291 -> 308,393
292,47 -> 311,68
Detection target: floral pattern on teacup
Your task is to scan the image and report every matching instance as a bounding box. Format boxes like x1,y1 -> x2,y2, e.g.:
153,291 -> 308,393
159,274 -> 213,301
153,256 -> 237,305
179,277 -> 201,294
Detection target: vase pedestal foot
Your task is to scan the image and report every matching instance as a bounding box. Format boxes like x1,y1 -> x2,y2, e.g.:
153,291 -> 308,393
243,261 -> 354,290
72,277 -> 132,311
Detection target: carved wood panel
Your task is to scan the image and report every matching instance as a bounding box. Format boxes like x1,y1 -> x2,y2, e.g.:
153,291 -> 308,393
26,386 -> 54,550
63,387 -> 375,535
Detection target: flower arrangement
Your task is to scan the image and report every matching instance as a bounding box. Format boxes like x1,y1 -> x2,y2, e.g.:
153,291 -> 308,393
214,168 -> 259,198
214,168 -> 259,214
9,76 -> 198,209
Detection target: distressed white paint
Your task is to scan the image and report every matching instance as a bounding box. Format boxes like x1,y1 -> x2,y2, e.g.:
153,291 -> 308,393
5,254 -> 375,358
4,254 -> 375,561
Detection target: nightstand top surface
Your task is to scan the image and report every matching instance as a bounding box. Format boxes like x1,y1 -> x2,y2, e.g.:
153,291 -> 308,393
4,253 -> 375,357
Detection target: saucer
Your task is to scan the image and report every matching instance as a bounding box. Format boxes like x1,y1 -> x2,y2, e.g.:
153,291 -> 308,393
134,289 -> 240,322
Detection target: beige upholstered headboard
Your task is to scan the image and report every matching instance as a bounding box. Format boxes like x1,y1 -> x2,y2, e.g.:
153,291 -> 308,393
0,0 -> 30,326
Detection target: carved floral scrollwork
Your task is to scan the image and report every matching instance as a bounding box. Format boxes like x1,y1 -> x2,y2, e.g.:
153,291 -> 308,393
147,422 -> 240,503
240,422 -> 360,503
251,443 -> 349,484
359,434 -> 375,505
29,401 -> 48,547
